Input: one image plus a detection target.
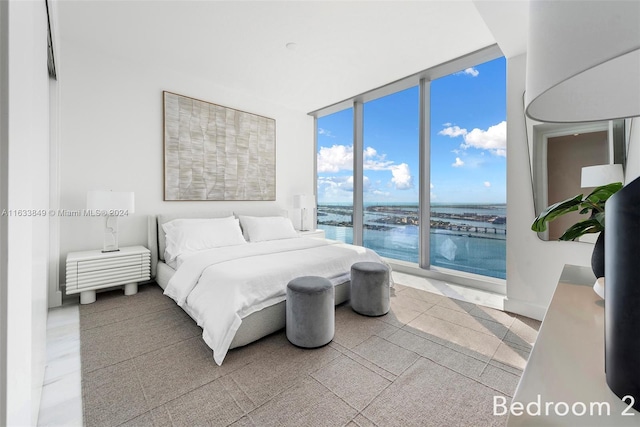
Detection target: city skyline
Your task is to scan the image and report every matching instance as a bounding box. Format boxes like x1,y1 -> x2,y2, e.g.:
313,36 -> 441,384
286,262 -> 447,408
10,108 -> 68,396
317,56 -> 506,204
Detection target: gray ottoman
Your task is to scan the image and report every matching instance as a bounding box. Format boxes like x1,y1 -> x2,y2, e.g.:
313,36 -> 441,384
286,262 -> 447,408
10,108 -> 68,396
350,262 -> 390,316
286,276 -> 335,348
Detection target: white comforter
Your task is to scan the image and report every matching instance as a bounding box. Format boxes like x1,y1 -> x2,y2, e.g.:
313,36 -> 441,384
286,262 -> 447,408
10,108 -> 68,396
164,237 -> 387,365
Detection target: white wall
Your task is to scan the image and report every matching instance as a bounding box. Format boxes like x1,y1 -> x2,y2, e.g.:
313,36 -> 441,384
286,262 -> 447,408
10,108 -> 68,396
0,1 -> 8,423
57,40 -> 315,285
625,117 -> 640,183
505,53 -> 594,320
505,55 -> 640,321
3,1 -> 51,425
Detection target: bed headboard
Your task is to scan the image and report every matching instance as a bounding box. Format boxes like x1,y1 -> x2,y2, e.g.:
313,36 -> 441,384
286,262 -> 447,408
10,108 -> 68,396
147,208 -> 288,278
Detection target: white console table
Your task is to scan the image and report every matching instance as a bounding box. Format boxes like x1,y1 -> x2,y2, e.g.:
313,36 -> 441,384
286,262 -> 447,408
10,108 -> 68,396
508,264 -> 639,425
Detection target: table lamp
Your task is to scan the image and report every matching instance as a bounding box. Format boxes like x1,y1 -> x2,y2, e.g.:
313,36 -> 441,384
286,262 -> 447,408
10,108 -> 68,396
87,190 -> 135,252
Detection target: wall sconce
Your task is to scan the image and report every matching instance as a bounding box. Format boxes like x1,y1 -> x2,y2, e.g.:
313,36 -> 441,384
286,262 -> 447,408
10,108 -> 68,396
86,190 -> 135,252
293,195 -> 316,231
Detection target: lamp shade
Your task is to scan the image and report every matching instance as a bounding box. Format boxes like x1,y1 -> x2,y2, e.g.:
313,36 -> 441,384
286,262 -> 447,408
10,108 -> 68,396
293,195 -> 315,209
525,1 -> 640,123
580,164 -> 624,188
87,191 -> 135,213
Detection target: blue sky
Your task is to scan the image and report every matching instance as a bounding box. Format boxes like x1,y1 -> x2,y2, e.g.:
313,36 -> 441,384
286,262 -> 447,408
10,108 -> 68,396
317,56 -> 506,204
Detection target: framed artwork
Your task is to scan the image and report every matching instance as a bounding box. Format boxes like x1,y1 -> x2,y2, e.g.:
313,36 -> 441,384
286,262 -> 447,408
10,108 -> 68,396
163,91 -> 276,201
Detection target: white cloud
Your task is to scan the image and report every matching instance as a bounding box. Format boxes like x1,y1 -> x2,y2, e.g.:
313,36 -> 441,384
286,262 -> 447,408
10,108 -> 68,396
439,125 -> 467,138
452,157 -> 464,167
317,176 -> 351,192
462,121 -> 506,156
364,147 -> 377,158
317,144 -> 414,190
364,146 -> 394,170
438,121 -> 507,157
318,128 -> 335,138
430,183 -> 434,189
484,181 -> 491,188
317,144 -> 395,173
390,163 -> 413,190
463,67 -> 479,77
371,189 -> 391,197
317,145 -> 353,173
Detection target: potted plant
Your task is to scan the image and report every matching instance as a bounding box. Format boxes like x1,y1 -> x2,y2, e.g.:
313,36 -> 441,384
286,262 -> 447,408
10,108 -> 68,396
531,182 -> 623,278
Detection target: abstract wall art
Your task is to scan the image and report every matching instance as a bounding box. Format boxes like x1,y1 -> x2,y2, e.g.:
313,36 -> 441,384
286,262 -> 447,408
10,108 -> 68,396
163,91 -> 276,201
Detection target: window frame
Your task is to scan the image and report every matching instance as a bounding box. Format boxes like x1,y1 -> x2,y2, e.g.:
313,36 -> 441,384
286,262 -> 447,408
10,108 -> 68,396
312,44 -> 506,294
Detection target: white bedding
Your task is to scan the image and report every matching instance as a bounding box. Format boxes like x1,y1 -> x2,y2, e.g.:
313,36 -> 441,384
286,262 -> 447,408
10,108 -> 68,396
164,237 -> 387,365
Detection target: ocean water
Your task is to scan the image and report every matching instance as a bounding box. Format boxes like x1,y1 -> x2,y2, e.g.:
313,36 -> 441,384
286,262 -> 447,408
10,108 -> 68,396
318,203 -> 506,280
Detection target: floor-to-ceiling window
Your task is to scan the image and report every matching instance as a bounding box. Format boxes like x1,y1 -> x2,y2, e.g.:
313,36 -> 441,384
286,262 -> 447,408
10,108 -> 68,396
430,57 -> 506,279
315,48 -> 506,283
317,108 -> 354,244
362,87 -> 420,262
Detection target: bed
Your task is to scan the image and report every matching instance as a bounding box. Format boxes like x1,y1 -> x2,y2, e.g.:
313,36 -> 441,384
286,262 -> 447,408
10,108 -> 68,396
147,209 -> 389,365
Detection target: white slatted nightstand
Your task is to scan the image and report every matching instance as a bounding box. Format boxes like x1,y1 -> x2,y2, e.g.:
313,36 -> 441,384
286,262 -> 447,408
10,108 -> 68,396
66,245 -> 151,304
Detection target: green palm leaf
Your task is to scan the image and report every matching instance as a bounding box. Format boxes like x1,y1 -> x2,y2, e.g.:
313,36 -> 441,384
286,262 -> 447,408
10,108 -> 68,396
531,182 -> 622,239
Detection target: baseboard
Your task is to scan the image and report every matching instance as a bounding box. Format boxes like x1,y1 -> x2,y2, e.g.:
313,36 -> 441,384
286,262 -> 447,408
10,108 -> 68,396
503,297 -> 547,321
48,290 -> 62,308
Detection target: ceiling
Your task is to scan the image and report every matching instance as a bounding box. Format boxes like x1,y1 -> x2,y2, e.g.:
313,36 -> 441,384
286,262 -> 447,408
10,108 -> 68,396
56,1 -> 528,113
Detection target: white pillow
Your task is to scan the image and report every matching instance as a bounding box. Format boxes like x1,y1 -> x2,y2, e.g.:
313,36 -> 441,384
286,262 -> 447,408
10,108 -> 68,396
162,217 -> 246,266
238,216 -> 298,242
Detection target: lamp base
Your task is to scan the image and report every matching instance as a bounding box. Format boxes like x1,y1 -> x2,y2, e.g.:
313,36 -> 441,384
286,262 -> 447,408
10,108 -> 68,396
593,277 -> 605,299
103,216 -> 119,253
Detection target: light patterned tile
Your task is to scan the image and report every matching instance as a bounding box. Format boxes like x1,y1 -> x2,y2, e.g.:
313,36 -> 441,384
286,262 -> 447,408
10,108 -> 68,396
363,358 -> 507,427
385,328 -> 486,378
246,376 -> 356,427
352,336 -> 420,376
150,378 -> 244,427
426,305 -> 509,339
353,413 -> 377,427
491,341 -> 531,371
389,291 -> 436,314
505,315 -> 541,347
334,304 -> 397,349
478,364 -> 521,397
82,360 -> 148,427
468,305 -> 516,326
311,355 -> 391,411
231,343 -> 340,406
133,336 -> 222,408
329,341 -> 397,382
404,312 -> 502,361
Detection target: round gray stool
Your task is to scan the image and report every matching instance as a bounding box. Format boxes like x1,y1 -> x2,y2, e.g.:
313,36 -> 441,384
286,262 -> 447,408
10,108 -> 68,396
286,276 -> 335,348
350,262 -> 390,316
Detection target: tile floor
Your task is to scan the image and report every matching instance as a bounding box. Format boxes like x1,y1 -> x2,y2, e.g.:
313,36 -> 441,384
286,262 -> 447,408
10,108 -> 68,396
38,273 -> 540,427
38,303 -> 83,427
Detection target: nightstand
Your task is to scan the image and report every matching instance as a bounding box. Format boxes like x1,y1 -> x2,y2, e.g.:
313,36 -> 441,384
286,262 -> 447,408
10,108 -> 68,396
298,229 -> 326,239
66,245 -> 151,304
